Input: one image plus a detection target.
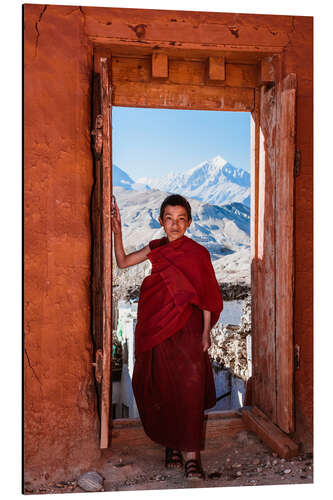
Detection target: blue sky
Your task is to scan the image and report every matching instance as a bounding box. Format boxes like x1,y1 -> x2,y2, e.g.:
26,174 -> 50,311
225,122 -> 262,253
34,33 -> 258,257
112,107 -> 251,180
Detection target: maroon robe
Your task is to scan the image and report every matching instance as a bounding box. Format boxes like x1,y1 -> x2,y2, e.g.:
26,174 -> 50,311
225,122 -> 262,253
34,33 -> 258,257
132,235 -> 223,451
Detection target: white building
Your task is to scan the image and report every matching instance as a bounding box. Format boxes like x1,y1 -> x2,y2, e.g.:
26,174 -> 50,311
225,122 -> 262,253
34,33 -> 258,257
112,300 -> 139,419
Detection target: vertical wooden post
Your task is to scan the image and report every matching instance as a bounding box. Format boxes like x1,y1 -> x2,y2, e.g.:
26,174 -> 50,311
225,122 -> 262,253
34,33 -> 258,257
275,74 -> 297,433
99,57 -> 112,449
91,52 -> 113,449
251,87 -> 260,261
250,87 -> 260,404
252,83 -> 277,423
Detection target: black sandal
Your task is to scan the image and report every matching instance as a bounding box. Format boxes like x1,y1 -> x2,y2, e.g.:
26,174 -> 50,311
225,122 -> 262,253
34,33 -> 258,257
165,448 -> 183,469
184,459 -> 205,480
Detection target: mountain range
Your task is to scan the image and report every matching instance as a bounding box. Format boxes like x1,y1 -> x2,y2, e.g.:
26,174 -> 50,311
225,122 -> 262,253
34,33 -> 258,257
112,155 -> 251,284
113,165 -> 151,192
113,155 -> 250,207
113,186 -> 250,285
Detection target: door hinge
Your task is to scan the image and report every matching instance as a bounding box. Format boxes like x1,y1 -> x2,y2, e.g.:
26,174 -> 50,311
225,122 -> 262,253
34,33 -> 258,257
91,114 -> 103,158
294,344 -> 300,370
294,150 -> 301,177
92,348 -> 103,383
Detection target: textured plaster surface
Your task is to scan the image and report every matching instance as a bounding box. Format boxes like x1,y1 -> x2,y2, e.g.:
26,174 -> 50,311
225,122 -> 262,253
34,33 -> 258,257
24,4 -> 100,483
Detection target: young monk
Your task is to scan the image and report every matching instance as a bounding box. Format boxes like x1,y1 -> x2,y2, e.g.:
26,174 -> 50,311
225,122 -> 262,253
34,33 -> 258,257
112,194 -> 223,479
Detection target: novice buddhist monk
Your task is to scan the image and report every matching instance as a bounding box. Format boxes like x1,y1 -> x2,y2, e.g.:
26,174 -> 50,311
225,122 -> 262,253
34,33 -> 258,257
112,194 -> 223,479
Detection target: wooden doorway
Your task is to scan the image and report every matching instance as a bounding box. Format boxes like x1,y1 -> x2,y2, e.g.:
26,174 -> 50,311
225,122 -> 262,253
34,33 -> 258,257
90,46 -> 297,456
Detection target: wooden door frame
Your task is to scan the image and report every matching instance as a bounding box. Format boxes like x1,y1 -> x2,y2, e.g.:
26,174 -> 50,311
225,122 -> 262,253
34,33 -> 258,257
90,40 -> 296,453
243,71 -> 297,457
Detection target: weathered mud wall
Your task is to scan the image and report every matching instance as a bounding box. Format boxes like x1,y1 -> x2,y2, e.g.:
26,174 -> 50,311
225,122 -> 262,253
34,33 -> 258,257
282,16 -> 313,450
24,4 -> 313,482
24,4 -> 100,483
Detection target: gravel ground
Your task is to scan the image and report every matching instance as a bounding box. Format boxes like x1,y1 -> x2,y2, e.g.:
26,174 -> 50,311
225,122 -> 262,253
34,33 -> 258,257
23,430 -> 313,495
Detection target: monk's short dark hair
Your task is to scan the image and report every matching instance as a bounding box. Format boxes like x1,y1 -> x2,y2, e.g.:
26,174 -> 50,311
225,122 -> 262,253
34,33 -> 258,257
160,194 -> 192,220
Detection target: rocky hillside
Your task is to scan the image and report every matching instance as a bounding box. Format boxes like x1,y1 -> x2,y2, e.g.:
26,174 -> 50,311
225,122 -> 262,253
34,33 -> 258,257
209,297 -> 252,381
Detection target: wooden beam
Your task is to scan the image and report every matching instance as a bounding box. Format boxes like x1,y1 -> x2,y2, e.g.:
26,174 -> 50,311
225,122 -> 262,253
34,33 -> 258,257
111,412 -> 245,450
92,38 -> 284,63
208,56 -> 225,81
242,407 -> 299,458
85,13 -> 290,49
112,81 -> 254,111
204,413 -> 246,448
112,56 -> 258,88
152,52 -> 168,79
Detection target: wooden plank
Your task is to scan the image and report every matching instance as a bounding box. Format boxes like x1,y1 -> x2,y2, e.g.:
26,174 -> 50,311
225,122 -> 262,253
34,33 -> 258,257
205,410 -> 242,420
204,416 -> 246,447
170,59 -> 207,85
91,51 -> 113,449
112,410 -> 242,429
242,407 -> 299,458
99,57 -> 112,449
208,56 -> 225,81
275,74 -> 297,433
85,14 -> 289,48
91,58 -> 103,409
152,52 -> 168,78
253,84 -> 277,421
91,51 -> 106,442
112,56 -> 258,88
92,38 -> 284,62
83,6 -> 293,32
112,81 -> 254,111
110,414 -> 245,450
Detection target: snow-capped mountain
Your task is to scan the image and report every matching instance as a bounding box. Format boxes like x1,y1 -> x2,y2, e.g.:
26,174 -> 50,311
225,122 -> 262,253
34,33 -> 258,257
113,186 -> 250,284
113,164 -> 151,192
136,155 -> 250,207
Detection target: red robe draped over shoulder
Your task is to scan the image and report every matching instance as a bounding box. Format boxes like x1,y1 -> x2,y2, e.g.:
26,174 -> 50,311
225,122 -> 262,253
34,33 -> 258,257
134,235 -> 223,355
132,235 -> 223,451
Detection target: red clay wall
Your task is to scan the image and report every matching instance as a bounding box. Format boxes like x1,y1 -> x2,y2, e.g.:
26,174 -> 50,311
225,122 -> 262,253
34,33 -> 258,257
24,4 -> 313,482
24,4 -> 100,483
283,15 -> 313,450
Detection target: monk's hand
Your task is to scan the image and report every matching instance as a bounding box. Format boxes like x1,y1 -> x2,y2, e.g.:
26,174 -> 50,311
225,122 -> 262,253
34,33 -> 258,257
111,197 -> 122,234
202,331 -> 211,352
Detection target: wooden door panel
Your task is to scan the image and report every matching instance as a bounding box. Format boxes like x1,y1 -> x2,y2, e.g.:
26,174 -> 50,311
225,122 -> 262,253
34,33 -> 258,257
275,74 -> 296,433
251,73 -> 296,435
252,84 -> 277,422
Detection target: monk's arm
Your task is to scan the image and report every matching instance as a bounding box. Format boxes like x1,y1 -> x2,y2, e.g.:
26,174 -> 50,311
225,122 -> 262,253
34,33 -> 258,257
202,310 -> 212,352
113,232 -> 150,269
112,198 -> 150,268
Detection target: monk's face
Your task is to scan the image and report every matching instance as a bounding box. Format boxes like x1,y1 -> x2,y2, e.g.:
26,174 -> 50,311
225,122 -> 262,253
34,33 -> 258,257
158,205 -> 192,242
